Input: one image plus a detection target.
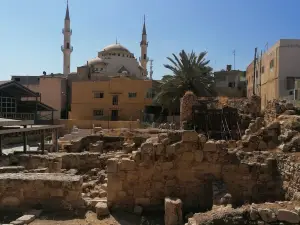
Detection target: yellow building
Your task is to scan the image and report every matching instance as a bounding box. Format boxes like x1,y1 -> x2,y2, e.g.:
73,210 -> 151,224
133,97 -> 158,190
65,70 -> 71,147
70,76 -> 154,121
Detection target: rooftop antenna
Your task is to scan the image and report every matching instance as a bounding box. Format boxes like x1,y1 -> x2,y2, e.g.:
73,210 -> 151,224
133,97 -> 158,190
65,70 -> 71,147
149,59 -> 153,80
116,37 -> 118,44
233,50 -> 236,70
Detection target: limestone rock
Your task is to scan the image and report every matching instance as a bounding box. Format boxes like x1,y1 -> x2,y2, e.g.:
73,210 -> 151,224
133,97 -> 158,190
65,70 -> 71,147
203,140 -> 217,152
182,130 -> 198,143
249,205 -> 260,220
258,208 -> 276,223
96,202 -> 109,217
165,197 -> 183,225
277,209 -> 300,224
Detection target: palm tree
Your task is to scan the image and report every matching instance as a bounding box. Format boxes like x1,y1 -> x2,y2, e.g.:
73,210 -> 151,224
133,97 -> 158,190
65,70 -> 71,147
153,50 -> 216,112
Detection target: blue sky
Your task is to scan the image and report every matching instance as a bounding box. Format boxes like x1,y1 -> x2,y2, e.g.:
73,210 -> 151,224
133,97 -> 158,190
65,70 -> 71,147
0,0 -> 299,80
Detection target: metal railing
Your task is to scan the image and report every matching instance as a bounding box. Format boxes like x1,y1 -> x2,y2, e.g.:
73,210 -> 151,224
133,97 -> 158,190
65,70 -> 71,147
0,112 -> 35,120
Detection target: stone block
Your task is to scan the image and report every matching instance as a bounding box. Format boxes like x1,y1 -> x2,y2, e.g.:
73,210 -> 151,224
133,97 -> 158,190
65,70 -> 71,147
198,134 -> 207,143
194,151 -> 204,162
166,142 -> 180,156
182,130 -> 198,142
16,214 -> 36,224
181,152 -> 194,161
258,208 -> 277,223
132,151 -> 141,163
96,202 -> 110,217
141,142 -> 153,154
277,209 -> 300,224
162,162 -> 173,170
164,197 -> 183,225
119,158 -> 136,171
107,158 -> 119,173
203,140 -> 217,152
153,142 -> 164,155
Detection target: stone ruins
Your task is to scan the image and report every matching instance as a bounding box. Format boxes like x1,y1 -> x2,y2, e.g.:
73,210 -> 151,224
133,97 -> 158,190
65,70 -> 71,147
2,97 -> 300,224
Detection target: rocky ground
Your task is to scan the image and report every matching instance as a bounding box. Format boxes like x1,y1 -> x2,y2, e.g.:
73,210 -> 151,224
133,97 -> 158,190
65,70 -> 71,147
31,211 -> 164,225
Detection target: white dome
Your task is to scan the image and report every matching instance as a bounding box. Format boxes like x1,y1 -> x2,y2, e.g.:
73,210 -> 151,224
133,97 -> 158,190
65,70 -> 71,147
102,44 -> 130,53
88,57 -> 107,66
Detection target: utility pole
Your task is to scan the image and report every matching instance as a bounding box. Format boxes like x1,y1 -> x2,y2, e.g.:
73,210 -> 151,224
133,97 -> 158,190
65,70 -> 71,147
233,50 -> 236,70
253,47 -> 258,96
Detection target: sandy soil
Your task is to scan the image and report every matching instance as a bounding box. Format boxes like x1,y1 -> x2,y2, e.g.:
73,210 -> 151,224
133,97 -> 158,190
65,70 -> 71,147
31,211 -> 164,225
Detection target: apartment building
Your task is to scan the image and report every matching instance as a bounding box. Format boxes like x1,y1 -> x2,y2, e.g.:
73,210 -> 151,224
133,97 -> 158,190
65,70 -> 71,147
246,39 -> 300,109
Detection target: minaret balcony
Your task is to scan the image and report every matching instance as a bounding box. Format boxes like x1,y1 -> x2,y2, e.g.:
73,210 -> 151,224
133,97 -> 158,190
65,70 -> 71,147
62,28 -> 72,35
139,57 -> 149,63
61,45 -> 73,52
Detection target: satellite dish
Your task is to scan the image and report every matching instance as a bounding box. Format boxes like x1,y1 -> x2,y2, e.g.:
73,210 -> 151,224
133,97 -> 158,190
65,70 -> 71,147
43,71 -> 46,76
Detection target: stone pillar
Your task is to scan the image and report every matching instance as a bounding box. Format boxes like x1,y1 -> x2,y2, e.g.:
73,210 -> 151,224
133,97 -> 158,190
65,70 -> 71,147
52,130 -> 58,152
164,197 -> 183,225
180,91 -> 197,129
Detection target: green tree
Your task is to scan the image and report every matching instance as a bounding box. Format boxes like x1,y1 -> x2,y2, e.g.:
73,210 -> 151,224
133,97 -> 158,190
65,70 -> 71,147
153,50 -> 216,112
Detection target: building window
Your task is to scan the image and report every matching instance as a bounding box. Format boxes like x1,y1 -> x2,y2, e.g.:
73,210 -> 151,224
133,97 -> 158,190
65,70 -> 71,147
14,78 -> 20,82
270,59 -> 274,69
67,42 -> 70,49
289,90 -> 294,95
286,77 -> 295,90
143,54 -> 147,60
93,109 -> 104,116
128,92 -> 137,98
112,95 -> 118,105
146,88 -> 155,98
261,66 -> 264,74
94,92 -> 104,98
0,97 -> 16,113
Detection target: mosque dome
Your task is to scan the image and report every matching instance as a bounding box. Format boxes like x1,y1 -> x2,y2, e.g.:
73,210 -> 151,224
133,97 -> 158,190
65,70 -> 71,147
88,57 -> 107,66
102,43 -> 130,53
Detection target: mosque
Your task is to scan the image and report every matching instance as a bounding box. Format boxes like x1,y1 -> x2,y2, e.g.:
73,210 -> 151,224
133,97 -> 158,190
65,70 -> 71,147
62,1 -> 151,80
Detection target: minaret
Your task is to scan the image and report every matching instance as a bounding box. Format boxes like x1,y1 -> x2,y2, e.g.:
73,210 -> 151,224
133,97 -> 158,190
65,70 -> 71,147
61,0 -> 73,76
139,15 -> 149,75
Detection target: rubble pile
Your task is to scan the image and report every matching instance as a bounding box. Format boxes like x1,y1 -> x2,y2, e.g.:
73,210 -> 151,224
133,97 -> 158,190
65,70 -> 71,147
189,201 -> 300,225
264,99 -> 297,124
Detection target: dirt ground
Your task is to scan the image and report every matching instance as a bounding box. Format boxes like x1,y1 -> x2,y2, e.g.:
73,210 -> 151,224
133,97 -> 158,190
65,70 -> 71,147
31,211 -> 164,225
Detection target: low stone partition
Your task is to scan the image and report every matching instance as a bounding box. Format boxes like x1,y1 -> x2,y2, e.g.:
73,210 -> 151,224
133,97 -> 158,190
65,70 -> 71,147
107,131 -> 283,212
0,173 -> 83,211
13,154 -> 62,173
58,152 -> 109,171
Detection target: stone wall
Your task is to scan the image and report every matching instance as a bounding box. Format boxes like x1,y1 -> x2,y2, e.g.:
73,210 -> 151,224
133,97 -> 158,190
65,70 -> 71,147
7,152 -> 110,173
276,153 -> 300,200
0,173 -> 83,211
107,131 -> 283,212
59,152 -> 109,171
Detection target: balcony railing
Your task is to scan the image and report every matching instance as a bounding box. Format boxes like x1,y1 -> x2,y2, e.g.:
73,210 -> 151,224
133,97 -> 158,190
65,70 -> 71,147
61,45 -> 73,52
62,28 -> 72,35
0,112 -> 35,121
